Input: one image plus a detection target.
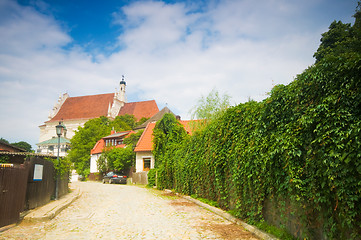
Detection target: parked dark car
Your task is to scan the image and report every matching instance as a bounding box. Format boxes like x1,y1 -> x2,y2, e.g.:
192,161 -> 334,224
102,171 -> 127,184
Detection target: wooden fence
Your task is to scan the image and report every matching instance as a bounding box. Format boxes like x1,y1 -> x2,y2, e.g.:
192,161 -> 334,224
131,171 -> 148,185
26,157 -> 68,209
0,163 -> 29,228
0,155 -> 69,228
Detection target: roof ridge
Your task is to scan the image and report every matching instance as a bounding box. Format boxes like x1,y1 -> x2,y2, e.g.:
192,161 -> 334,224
68,93 -> 114,99
134,122 -> 155,151
92,140 -> 101,150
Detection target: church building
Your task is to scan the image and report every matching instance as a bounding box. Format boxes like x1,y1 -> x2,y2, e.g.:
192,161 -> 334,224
37,77 -> 159,156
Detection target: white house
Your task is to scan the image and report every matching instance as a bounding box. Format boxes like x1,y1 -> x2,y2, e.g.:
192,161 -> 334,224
134,123 -> 156,172
90,130 -> 135,175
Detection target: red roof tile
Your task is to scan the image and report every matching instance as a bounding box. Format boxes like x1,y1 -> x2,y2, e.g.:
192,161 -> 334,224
91,139 -> 105,155
48,93 -> 159,122
49,93 -> 114,122
91,130 -> 134,155
134,122 -> 156,152
118,100 -> 159,120
179,120 -> 197,135
134,120 -> 196,152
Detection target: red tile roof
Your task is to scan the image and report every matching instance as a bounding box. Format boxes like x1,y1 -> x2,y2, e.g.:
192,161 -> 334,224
179,120 -> 197,135
90,140 -> 127,155
48,94 -> 159,122
118,100 -> 159,120
134,120 -> 196,152
91,130 -> 134,155
134,122 -> 156,152
49,93 -> 114,122
90,139 -> 105,155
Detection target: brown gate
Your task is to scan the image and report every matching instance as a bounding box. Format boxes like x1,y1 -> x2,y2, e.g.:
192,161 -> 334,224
0,163 -> 29,228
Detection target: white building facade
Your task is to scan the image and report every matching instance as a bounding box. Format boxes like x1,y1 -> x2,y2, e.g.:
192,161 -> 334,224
37,80 -> 128,155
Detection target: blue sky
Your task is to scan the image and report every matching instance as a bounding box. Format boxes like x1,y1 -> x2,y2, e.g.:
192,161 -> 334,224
0,0 -> 358,149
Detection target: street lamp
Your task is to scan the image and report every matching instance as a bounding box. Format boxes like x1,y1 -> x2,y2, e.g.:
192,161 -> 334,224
55,121 -> 65,200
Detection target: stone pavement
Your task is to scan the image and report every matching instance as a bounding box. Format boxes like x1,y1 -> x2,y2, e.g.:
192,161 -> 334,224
22,184 -> 82,223
1,182 -> 276,239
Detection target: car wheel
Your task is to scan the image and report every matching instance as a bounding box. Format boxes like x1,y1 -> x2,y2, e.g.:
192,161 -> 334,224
109,179 -> 112,184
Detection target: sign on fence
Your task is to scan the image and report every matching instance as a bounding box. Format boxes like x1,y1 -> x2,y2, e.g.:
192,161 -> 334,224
33,164 -> 43,181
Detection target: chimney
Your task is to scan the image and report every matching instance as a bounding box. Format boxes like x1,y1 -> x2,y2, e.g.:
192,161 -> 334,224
111,128 -> 116,135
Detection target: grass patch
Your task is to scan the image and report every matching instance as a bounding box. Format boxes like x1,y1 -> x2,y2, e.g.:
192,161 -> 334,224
254,221 -> 296,240
187,194 -> 294,240
143,186 -> 179,200
226,210 -> 295,240
190,194 -> 219,208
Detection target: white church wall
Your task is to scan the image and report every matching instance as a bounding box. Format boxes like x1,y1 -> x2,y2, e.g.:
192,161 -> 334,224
39,119 -> 86,143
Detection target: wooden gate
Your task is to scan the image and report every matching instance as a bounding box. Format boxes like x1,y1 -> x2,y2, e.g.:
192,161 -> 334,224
0,163 -> 29,228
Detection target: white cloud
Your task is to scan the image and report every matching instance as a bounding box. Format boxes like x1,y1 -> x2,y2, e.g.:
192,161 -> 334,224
0,0 -> 70,55
107,0 -> 320,114
0,0 -> 356,148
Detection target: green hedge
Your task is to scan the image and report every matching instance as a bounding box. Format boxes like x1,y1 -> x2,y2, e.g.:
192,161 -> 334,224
153,52 -> 361,238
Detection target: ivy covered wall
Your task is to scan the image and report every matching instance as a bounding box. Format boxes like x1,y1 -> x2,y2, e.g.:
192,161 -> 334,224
151,6 -> 361,239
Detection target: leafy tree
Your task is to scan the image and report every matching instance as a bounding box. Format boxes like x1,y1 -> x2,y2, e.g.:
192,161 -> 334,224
153,113 -> 187,161
0,138 -> 9,144
68,116 -> 128,176
314,1 -> 361,62
68,115 -> 145,176
123,130 -> 144,148
97,131 -> 143,174
189,89 -> 231,130
137,117 -> 149,126
104,146 -> 134,172
11,141 -> 32,152
354,1 -> 361,29
313,21 -> 352,62
0,138 -> 32,152
67,116 -> 111,176
96,152 -> 110,175
98,146 -> 135,174
113,114 -> 136,129
152,113 -> 188,189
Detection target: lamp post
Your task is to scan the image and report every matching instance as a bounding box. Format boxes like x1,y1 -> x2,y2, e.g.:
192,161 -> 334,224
55,121 -> 65,200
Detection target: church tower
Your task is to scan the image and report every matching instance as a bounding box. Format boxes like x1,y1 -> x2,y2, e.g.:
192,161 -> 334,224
118,75 -> 126,103
108,75 -> 127,119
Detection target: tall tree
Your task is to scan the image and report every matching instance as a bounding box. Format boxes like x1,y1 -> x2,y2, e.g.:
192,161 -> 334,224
152,113 -> 188,189
153,113 -> 187,164
98,146 -> 135,173
190,89 -> 231,121
113,114 -> 136,129
0,138 -> 9,144
314,1 -> 361,62
67,116 -> 112,176
189,89 -> 231,131
11,141 -> 32,152
67,115 -> 146,176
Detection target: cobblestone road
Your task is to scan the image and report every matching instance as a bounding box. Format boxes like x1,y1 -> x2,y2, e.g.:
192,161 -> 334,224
1,182 -> 258,240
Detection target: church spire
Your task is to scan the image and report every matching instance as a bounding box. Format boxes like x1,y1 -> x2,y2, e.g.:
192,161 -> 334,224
118,75 -> 126,103
120,75 -> 126,86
